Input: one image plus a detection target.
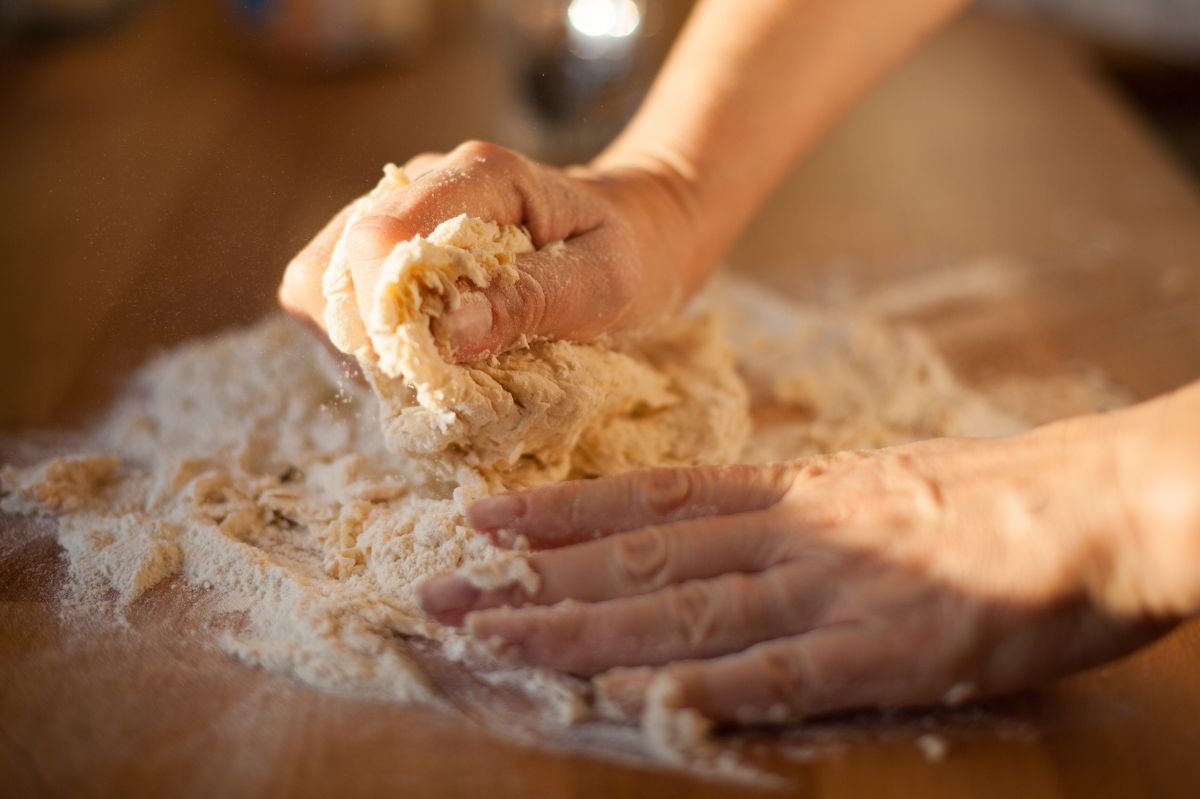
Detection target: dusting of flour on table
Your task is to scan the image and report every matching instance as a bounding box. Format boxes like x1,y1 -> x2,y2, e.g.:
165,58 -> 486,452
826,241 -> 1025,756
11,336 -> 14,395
1,168 -> 1046,775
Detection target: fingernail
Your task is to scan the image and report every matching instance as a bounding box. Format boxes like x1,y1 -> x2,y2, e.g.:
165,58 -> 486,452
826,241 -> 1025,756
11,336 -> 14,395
469,494 -> 525,532
418,575 -> 481,622
440,292 -> 493,356
643,469 -> 691,515
463,611 -> 527,660
594,668 -> 653,720
488,528 -> 529,549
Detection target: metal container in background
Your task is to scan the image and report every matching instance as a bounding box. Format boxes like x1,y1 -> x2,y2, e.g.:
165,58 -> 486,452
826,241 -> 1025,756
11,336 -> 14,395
492,0 -> 669,165
225,0 -> 434,72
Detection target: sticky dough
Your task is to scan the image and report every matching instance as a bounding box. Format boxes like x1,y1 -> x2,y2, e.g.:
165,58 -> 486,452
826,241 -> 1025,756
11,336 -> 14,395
321,165 -> 750,485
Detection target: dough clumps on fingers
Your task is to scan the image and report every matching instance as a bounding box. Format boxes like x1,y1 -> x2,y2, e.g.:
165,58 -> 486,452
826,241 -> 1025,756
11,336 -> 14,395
321,165 -> 751,486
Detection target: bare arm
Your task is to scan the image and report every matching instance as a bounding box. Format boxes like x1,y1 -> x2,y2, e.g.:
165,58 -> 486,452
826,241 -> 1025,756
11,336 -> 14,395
280,0 -> 970,358
598,0 -> 969,292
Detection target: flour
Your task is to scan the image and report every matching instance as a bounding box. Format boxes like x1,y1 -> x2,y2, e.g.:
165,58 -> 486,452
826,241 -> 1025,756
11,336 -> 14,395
322,166 -> 749,486
2,186 -> 1054,773
708,276 -> 1026,462
457,554 -> 541,594
640,675 -> 714,763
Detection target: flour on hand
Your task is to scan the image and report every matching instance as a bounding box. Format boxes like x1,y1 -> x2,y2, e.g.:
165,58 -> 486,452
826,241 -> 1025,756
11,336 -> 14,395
1,165 -> 1038,775
321,166 -> 749,486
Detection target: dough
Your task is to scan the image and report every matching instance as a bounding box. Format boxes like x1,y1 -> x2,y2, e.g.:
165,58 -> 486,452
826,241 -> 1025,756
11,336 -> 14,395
321,165 -> 750,485
1,167 -> 1041,774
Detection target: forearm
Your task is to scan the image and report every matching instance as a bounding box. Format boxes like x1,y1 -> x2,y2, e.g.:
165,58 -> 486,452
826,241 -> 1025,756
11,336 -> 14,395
594,0 -> 969,290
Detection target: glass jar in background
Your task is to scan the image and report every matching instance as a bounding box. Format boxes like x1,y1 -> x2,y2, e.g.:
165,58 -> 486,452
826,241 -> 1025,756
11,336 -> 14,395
225,0 -> 433,72
490,0 -> 671,165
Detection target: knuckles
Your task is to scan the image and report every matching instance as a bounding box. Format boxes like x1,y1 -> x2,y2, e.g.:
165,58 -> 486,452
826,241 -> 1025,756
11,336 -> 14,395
344,214 -> 414,264
777,448 -> 952,532
482,272 -> 548,351
638,469 -> 693,518
611,526 -> 673,592
451,139 -> 524,173
664,580 -> 724,650
756,463 -> 803,505
510,272 -> 550,337
887,453 -> 948,521
757,643 -> 815,714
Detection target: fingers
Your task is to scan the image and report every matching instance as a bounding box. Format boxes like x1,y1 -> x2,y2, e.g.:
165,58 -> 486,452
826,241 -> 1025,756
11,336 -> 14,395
462,563 -> 837,675
468,464 -> 797,548
421,507 -> 795,624
278,204 -> 367,379
403,151 -> 445,179
339,140 -> 614,359
341,142 -> 531,330
431,209 -> 630,361
476,224 -> 655,361
598,624 -> 910,724
278,203 -> 355,325
286,140 -> 640,366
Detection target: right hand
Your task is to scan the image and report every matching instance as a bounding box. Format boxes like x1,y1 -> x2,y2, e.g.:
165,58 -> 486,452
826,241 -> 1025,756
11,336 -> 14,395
278,141 -> 703,361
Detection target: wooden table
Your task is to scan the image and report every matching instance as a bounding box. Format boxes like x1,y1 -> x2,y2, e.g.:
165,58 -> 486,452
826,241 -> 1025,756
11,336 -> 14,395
3,2 -> 1199,796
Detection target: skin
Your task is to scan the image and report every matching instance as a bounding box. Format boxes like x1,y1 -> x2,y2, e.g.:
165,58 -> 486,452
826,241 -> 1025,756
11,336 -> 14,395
279,0 -> 1200,723
280,0 -> 969,357
419,385 -> 1200,722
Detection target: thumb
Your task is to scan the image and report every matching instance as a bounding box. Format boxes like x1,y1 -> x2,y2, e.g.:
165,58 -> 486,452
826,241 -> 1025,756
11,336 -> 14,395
437,228 -> 636,361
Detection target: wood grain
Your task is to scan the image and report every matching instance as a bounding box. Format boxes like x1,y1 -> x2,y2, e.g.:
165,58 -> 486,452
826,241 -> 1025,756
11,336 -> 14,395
2,2 -> 1199,796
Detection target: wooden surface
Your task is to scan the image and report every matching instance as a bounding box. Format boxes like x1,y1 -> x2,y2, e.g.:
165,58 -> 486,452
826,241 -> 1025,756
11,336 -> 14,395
3,2 -> 1200,797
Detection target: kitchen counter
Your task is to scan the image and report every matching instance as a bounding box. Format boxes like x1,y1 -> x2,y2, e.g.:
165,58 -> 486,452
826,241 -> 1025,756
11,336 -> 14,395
2,2 -> 1199,796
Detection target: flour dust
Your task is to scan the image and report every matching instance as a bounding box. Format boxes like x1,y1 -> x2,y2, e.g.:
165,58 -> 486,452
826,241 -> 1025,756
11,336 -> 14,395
0,273 -> 1118,778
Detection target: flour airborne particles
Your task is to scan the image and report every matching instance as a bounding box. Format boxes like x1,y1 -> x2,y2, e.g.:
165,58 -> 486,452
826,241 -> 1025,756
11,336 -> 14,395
0,166 -> 1028,770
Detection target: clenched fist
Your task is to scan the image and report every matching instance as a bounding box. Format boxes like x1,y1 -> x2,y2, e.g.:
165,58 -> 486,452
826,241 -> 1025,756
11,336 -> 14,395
278,141 -> 703,361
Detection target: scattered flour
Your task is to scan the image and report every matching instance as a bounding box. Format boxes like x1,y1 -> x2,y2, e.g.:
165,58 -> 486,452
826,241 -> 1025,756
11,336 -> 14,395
457,554 -> 541,595
711,276 -> 1026,462
640,674 -> 715,763
1,168 -> 1090,774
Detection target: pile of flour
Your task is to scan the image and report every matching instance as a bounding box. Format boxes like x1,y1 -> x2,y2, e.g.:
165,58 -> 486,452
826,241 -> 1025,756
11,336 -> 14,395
0,175 -> 1041,769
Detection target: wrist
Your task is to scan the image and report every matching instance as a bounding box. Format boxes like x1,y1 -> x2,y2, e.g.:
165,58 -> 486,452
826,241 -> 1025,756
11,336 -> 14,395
582,147 -> 710,292
589,138 -> 700,216
1015,405 -> 1194,621
1113,385 -> 1200,618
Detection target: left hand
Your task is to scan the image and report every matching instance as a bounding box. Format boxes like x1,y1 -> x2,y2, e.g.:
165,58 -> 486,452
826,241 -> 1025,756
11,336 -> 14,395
419,412 -> 1183,723
278,141 -> 703,362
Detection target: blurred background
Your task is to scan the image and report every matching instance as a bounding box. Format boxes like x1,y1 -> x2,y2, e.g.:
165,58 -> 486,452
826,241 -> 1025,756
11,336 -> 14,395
1,0 -> 1199,429
4,1 -> 1197,167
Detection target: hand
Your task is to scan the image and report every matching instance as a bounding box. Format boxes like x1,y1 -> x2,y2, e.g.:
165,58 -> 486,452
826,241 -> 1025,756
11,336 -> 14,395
278,141 -> 701,361
419,414 -> 1185,724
